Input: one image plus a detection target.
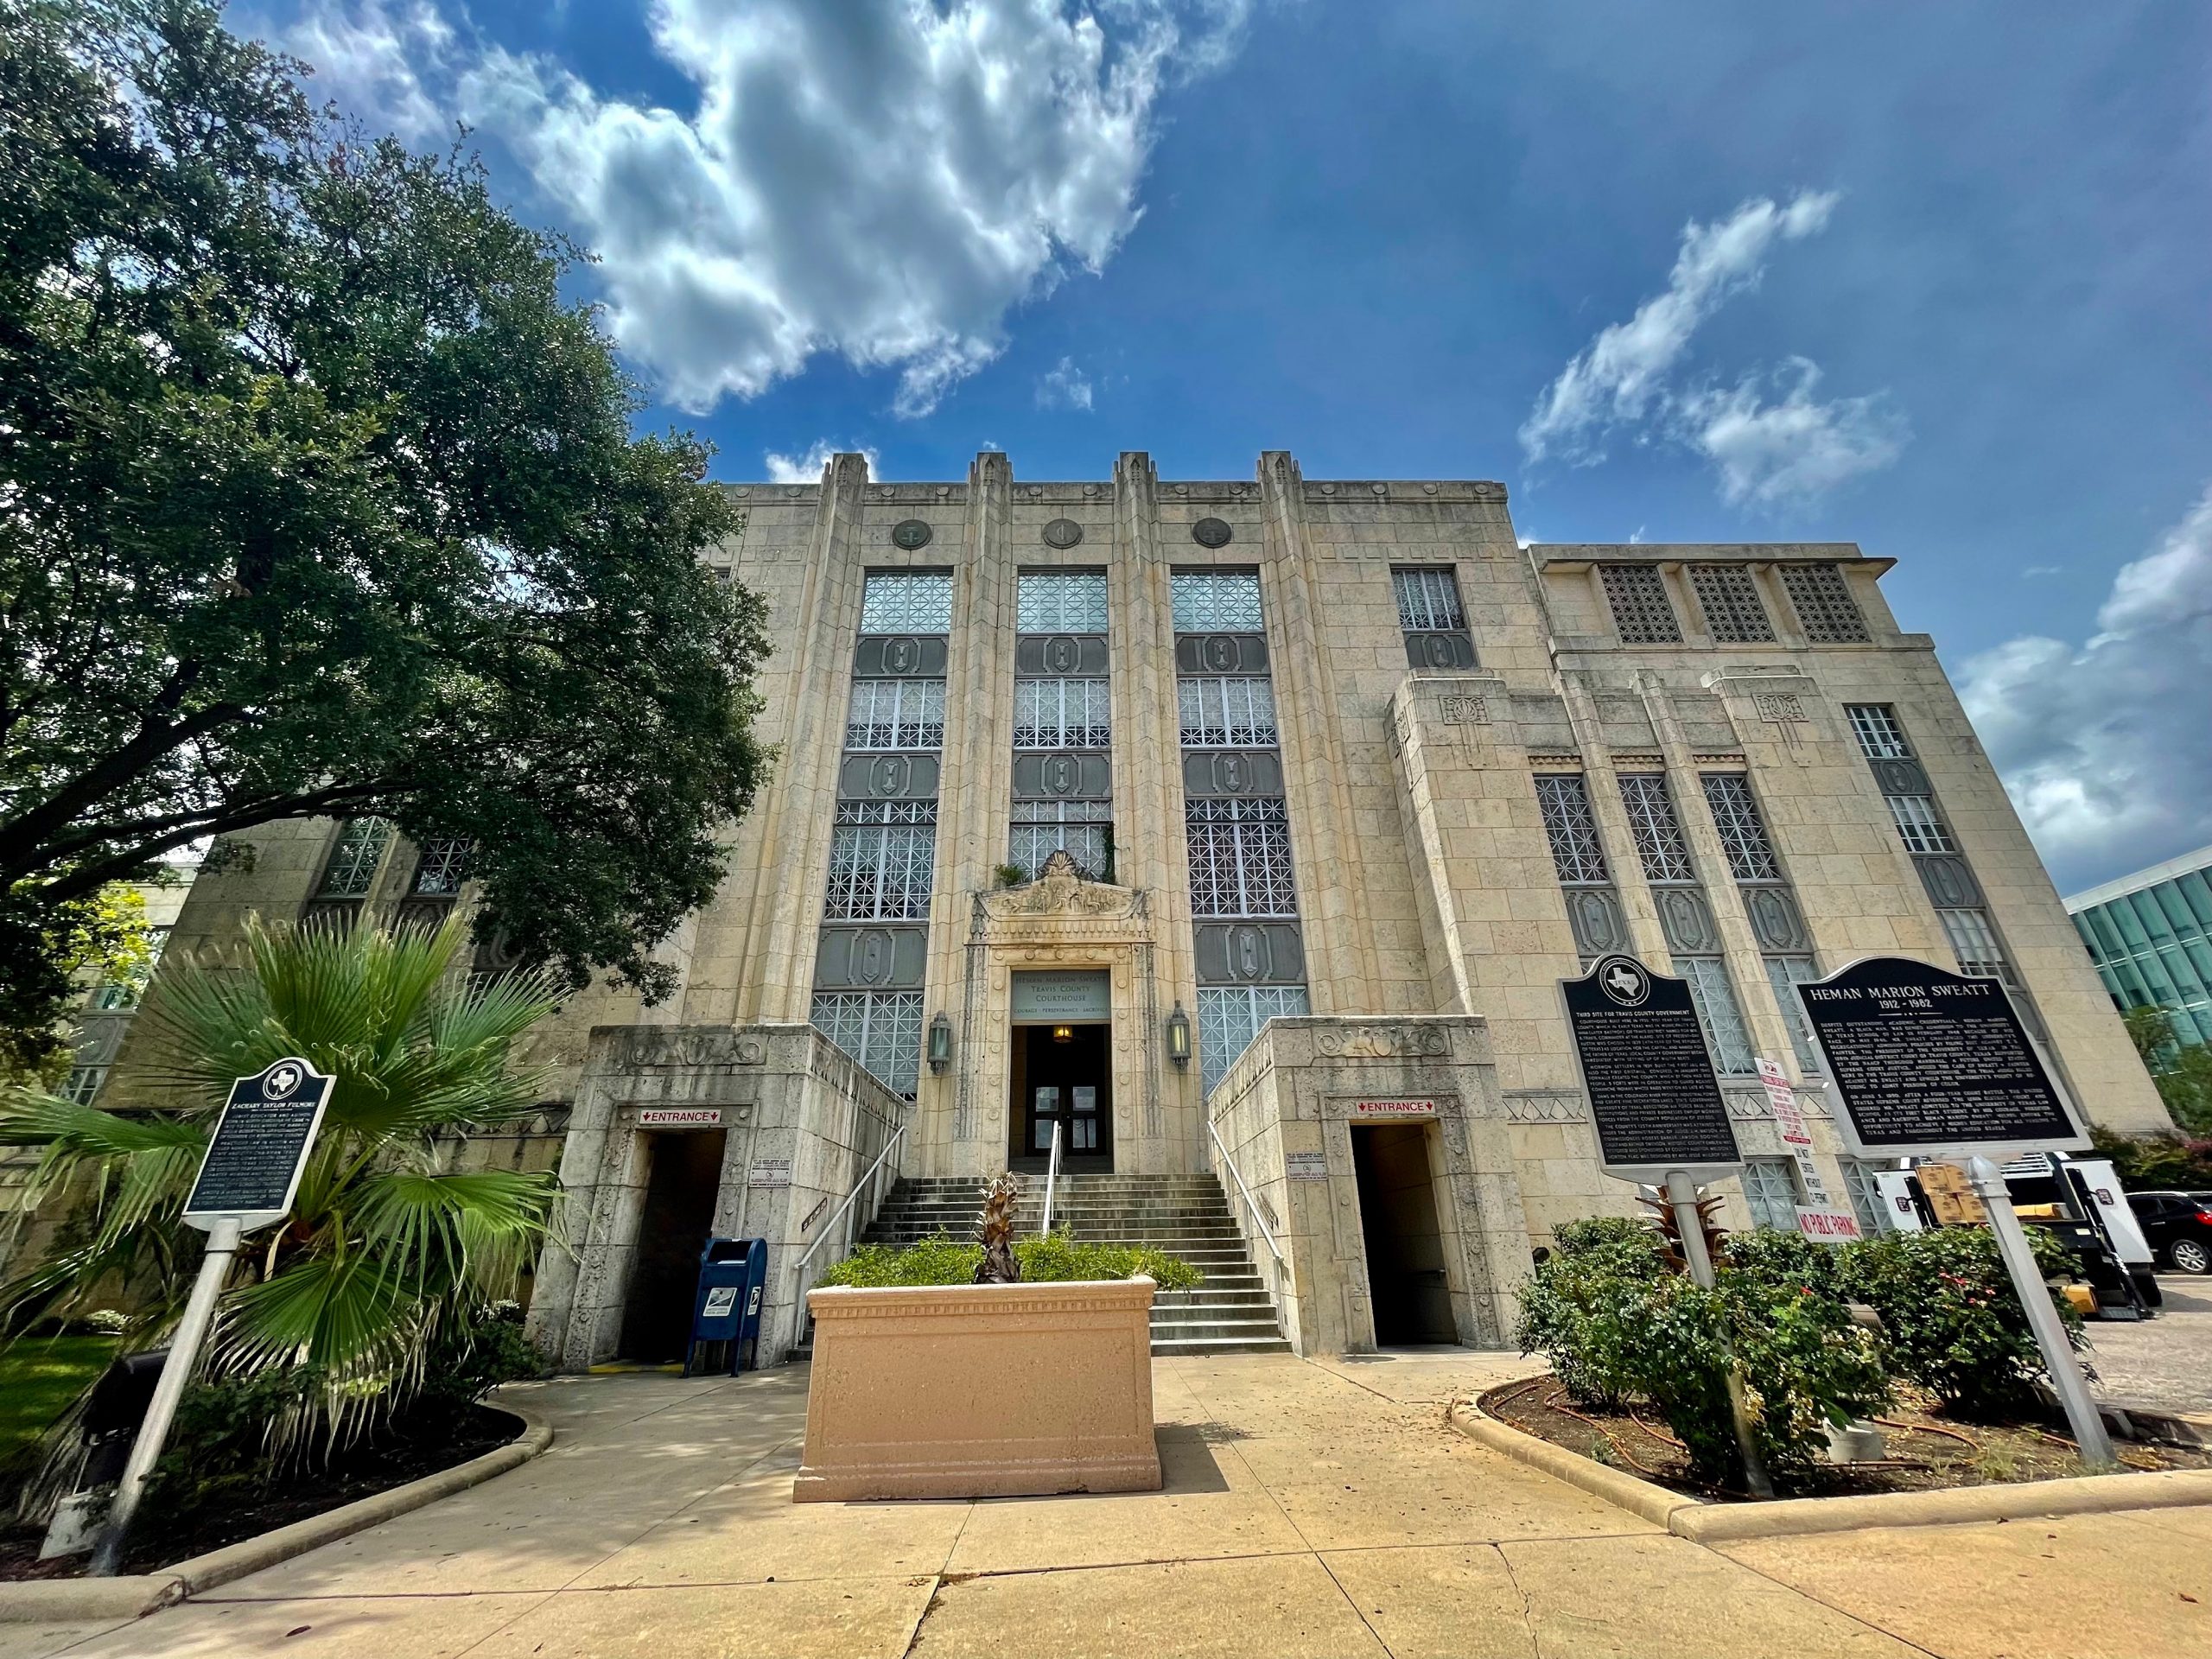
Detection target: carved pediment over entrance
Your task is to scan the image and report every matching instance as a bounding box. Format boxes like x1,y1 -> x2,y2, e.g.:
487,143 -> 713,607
973,850 -> 1149,941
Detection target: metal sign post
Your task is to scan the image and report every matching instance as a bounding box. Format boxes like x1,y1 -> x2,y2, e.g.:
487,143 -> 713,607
1794,957 -> 2110,1467
89,1056 -> 333,1576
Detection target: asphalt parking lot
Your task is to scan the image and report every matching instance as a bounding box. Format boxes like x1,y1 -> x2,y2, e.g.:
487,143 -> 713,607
2086,1274 -> 2212,1415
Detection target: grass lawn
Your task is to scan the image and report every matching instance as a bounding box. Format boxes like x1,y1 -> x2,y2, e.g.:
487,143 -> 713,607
0,1336 -> 118,1467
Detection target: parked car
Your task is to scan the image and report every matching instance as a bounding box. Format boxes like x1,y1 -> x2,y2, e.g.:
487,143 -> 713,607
2124,1192 -> 2212,1274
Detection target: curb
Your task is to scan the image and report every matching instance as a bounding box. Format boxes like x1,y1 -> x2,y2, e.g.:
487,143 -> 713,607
1448,1400 -> 2212,1542
0,1405 -> 552,1624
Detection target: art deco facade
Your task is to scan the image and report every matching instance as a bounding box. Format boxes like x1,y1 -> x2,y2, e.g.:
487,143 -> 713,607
133,449 -> 2172,1363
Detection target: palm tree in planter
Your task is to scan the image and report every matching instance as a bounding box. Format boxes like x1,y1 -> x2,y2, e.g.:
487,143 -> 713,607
0,913 -> 564,1451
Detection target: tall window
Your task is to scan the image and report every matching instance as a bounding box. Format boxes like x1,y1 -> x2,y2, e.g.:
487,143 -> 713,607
1009,570 -> 1113,880
1178,678 -> 1277,747
1599,564 -> 1682,644
1779,563 -> 1870,643
1619,775 -> 1696,883
824,802 -> 938,920
317,817 -> 391,898
1186,799 -> 1299,918
1680,956 -> 1758,1076
1700,775 -> 1783,881
808,992 -> 925,1097
1886,794 -> 1956,855
1741,1159 -> 1801,1231
1688,565 -> 1775,643
1535,776 -> 1610,885
1392,567 -> 1478,668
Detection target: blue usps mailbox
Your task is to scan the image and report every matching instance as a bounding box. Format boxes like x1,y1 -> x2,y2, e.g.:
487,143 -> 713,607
685,1236 -> 768,1376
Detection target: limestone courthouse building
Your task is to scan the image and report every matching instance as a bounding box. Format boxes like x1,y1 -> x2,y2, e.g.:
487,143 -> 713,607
143,449 -> 2173,1367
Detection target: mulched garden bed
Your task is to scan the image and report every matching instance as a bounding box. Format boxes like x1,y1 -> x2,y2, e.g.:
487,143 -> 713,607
0,1402 -> 522,1580
1478,1375 -> 2212,1502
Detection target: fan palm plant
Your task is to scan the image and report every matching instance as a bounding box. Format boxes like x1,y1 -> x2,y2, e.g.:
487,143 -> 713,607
0,912 -> 565,1449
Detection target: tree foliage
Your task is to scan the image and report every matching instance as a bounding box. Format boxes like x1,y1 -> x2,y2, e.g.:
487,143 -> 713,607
0,0 -> 771,1049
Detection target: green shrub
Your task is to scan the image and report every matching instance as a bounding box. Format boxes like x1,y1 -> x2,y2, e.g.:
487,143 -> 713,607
817,1232 -> 1201,1293
416,1302 -> 543,1423
1515,1216 -> 1666,1408
140,1367 -> 324,1531
1836,1224 -> 2083,1418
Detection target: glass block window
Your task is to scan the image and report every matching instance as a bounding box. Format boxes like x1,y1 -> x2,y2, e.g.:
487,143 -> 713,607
859,569 -> 953,634
1535,775 -> 1610,885
1841,1160 -> 1890,1236
1198,985 -> 1311,1094
1886,794 -> 1956,855
1014,678 -> 1111,748
1764,955 -> 1823,1074
1016,569 -> 1109,632
410,838 -> 470,896
317,817 -> 392,897
1741,1159 -> 1801,1232
810,991 -> 925,1098
1779,563 -> 1870,643
1939,907 -> 2013,982
1700,775 -> 1782,881
1185,798 -> 1299,918
1010,802 -> 1112,880
824,802 -> 938,920
1618,775 -> 1696,884
1171,571 -> 1263,632
1678,956 -> 1758,1074
1846,703 -> 1912,760
1688,565 -> 1775,642
1392,568 -> 1465,632
1599,564 -> 1682,644
843,678 -> 946,750
1178,677 -> 1278,747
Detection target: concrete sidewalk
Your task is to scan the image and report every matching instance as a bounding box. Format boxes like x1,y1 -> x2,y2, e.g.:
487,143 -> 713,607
9,1353 -> 2209,1658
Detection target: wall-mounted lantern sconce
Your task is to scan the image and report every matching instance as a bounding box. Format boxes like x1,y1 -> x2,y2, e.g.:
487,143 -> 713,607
927,1012 -> 954,1073
1166,1001 -> 1192,1068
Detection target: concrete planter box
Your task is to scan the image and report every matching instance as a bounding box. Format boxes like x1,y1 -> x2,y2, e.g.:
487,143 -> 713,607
795,1277 -> 1161,1501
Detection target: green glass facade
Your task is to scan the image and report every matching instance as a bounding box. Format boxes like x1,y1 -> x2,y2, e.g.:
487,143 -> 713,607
2068,846 -> 2212,1049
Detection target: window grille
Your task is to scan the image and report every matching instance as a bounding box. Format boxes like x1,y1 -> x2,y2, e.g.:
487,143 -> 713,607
317,818 -> 392,897
1014,678 -> 1111,748
1534,775 -> 1610,885
1010,802 -> 1112,880
1886,794 -> 1956,855
1599,564 -> 1682,644
1764,956 -> 1823,1074
1846,703 -> 1912,760
824,804 -> 938,919
62,1065 -> 106,1105
1939,907 -> 2013,982
1198,985 -> 1311,1094
810,991 -> 925,1097
1171,571 -> 1263,632
1016,570 -> 1109,633
1185,798 -> 1299,918
1392,568 -> 1465,632
1700,775 -> 1782,881
1779,563 -> 1870,643
859,569 -> 953,634
1688,565 -> 1775,642
1841,1160 -> 1890,1236
1678,956 -> 1758,1074
1618,775 -> 1696,883
410,838 -> 470,896
1177,677 -> 1278,747
843,678 -> 946,750
1741,1159 -> 1801,1231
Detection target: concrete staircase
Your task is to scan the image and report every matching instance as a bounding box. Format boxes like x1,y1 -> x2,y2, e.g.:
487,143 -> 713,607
851,1173 -> 1291,1357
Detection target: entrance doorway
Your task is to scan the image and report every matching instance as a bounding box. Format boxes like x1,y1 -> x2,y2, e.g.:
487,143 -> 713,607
1008,1022 -> 1113,1173
1351,1122 -> 1458,1346
618,1128 -> 726,1362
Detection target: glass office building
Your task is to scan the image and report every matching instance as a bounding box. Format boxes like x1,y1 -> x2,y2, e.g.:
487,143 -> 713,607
2068,844 -> 2212,1048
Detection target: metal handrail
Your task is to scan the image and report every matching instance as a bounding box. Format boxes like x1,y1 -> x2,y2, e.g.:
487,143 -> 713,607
1040,1119 -> 1063,1234
1207,1119 -> 1287,1274
792,1124 -> 906,1317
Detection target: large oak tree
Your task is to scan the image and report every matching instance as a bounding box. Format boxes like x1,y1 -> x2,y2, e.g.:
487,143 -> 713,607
0,0 -> 771,1068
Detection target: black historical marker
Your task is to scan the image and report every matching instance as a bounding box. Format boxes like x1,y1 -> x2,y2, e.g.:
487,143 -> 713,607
1795,957 -> 2082,1156
1561,955 -> 1741,1178
183,1056 -> 334,1226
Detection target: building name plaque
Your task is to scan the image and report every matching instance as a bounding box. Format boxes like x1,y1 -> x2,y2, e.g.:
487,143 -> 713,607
1011,969 -> 1110,1022
1560,955 -> 1741,1179
1285,1150 -> 1329,1181
749,1158 -> 792,1188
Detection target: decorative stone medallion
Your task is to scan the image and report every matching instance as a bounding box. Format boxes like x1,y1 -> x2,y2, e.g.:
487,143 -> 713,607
1042,518 -> 1084,549
891,518 -> 933,550
1191,517 -> 1233,548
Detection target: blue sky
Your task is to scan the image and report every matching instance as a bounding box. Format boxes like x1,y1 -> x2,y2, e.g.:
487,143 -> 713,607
255,1 -> 2211,894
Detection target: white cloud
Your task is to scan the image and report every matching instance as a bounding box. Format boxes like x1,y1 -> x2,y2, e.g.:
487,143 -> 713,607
763,441 -> 880,484
1036,356 -> 1095,410
1959,481 -> 2212,892
1675,359 -> 1909,506
1519,189 -> 1903,506
320,0 -> 1248,417
269,0 -> 455,144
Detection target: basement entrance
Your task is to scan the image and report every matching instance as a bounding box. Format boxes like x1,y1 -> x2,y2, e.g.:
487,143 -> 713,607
618,1128 -> 726,1362
1351,1122 -> 1458,1346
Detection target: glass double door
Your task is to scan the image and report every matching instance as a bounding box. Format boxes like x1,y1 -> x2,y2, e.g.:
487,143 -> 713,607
1011,1022 -> 1112,1171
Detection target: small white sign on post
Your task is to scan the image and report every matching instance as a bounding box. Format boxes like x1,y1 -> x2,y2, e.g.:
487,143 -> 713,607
1795,1207 -> 1864,1243
1757,1057 -> 1834,1211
